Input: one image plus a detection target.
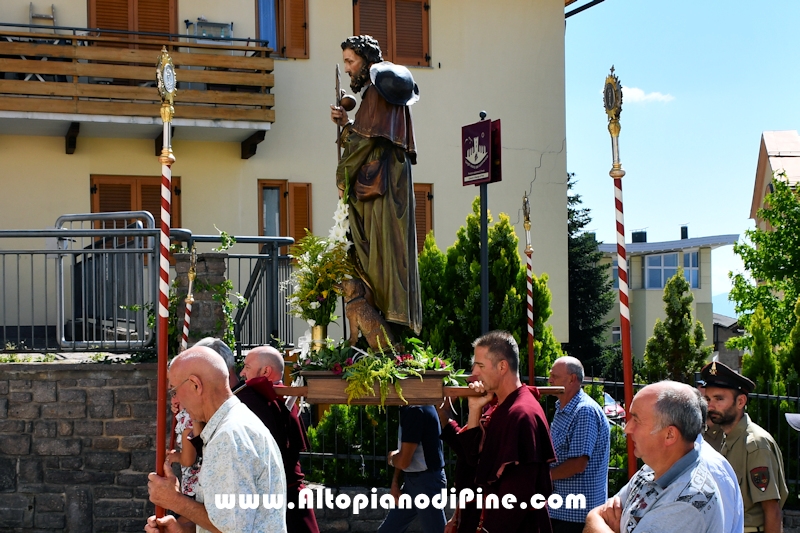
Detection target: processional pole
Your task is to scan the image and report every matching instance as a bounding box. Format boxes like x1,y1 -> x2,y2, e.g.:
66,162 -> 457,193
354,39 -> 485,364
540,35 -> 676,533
155,47 -> 177,518
522,193 -> 535,385
180,247 -> 197,352
603,66 -> 636,479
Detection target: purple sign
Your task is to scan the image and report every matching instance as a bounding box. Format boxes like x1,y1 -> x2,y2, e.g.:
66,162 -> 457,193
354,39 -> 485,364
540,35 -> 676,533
462,120 -> 492,186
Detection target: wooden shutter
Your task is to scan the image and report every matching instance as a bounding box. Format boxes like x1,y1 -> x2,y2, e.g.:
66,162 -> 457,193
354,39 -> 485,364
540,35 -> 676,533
288,182 -> 312,247
354,0 -> 391,61
394,0 -> 429,66
136,0 -> 176,38
413,182 -> 432,254
91,0 -> 131,32
280,0 -> 309,59
91,175 -> 180,229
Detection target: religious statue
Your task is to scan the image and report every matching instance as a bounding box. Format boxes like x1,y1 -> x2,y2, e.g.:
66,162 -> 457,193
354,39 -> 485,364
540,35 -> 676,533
330,35 -> 422,335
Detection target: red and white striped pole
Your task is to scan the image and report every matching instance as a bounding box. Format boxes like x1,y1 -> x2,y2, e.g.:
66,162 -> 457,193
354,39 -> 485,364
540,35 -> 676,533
155,48 -> 177,518
604,67 -> 636,479
180,247 -> 196,351
522,193 -> 535,386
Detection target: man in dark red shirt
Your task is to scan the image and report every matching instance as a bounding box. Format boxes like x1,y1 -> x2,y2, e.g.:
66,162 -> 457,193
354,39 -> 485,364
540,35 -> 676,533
442,331 -> 556,533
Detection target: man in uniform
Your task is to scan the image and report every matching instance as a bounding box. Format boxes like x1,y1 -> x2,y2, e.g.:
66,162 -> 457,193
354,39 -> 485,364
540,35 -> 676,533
702,361 -> 788,533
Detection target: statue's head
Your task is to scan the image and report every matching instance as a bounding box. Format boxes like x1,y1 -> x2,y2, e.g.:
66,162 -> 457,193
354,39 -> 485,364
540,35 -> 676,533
341,35 -> 383,93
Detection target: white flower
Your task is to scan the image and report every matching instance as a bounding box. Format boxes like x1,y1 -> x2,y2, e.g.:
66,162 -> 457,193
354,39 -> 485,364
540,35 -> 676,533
309,301 -> 320,309
307,319 -> 316,327
329,225 -> 347,243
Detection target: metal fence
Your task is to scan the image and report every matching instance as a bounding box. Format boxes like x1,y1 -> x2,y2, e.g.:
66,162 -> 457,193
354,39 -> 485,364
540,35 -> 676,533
170,229 -> 295,354
0,212 -> 158,353
299,374 -> 800,510
0,214 -> 295,355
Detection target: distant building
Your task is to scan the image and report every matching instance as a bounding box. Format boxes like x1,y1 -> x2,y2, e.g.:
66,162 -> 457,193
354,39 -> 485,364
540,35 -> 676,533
599,228 -> 738,360
712,313 -> 743,371
751,130 -> 800,229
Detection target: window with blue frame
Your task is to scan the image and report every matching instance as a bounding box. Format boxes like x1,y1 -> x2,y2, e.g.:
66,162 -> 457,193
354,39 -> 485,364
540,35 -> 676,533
683,251 -> 699,288
645,253 -> 678,289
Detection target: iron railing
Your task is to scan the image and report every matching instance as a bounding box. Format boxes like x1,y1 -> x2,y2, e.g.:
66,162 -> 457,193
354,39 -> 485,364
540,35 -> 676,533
0,211 -> 158,353
170,229 -> 294,354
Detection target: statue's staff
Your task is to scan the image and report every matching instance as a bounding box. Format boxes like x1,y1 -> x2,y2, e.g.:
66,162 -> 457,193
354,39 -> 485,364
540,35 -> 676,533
334,63 -> 356,161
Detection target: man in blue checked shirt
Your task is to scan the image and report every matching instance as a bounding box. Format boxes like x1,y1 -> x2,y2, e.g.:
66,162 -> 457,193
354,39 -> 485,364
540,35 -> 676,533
547,357 -> 610,533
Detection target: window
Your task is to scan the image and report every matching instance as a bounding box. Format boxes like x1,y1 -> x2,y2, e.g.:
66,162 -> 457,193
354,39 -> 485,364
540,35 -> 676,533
258,180 -> 312,251
611,326 -> 621,344
354,0 -> 430,66
612,265 -> 619,289
91,175 -> 181,230
413,183 -> 433,254
645,253 -> 678,289
683,251 -> 699,289
89,0 -> 177,44
258,0 -> 309,58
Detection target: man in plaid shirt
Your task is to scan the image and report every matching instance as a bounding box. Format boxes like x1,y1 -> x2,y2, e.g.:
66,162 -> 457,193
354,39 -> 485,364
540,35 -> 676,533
547,357 -> 611,532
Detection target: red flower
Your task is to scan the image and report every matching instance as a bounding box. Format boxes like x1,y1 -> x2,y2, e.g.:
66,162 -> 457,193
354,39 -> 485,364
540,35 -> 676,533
345,358 -> 354,366
332,363 -> 343,375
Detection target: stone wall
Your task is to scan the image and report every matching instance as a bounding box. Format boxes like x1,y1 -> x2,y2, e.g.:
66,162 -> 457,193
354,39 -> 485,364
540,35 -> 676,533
0,363 -> 158,532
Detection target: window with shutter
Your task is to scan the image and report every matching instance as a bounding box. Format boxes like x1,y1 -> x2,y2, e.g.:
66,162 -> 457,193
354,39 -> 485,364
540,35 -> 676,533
258,180 -> 311,253
91,175 -> 182,230
89,0 -> 176,43
354,0 -> 429,67
413,182 -> 432,254
259,0 -> 309,59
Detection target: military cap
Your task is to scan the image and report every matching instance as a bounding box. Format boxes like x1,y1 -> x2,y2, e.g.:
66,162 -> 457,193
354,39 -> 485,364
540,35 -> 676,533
787,413 -> 800,432
370,62 -> 420,106
700,361 -> 755,393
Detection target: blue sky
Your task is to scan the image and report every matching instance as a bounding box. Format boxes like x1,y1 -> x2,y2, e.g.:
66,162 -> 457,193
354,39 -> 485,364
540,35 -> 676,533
564,0 -> 800,316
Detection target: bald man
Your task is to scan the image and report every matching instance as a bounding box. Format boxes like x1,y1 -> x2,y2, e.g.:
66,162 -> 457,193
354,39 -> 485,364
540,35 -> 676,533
238,345 -> 320,533
585,381 -> 723,533
146,347 -> 287,533
241,346 -> 286,384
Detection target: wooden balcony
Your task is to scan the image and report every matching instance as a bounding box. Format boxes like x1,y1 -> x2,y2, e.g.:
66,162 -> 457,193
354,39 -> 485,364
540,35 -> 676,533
0,30 -> 274,130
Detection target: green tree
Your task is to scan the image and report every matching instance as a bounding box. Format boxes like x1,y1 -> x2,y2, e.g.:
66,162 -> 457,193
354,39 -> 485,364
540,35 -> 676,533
741,304 -> 783,395
562,175 -> 615,369
643,269 -> 712,382
729,174 -> 800,351
778,296 -> 800,385
416,198 -> 562,375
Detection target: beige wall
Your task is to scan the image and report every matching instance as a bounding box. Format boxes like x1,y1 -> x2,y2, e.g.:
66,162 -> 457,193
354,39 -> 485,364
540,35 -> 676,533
0,0 -> 569,343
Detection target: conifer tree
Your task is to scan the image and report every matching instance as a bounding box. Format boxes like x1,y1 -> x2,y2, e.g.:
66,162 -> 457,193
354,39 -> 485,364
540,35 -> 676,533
563,175 -> 615,369
643,269 -> 712,382
416,198 -> 562,375
742,304 -> 782,395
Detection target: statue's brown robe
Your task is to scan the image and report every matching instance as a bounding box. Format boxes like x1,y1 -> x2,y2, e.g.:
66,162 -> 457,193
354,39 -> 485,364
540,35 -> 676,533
336,82 -> 422,334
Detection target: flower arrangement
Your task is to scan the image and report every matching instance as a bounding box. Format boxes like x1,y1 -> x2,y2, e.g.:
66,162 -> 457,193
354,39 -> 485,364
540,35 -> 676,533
294,337 -> 467,407
283,197 -> 355,327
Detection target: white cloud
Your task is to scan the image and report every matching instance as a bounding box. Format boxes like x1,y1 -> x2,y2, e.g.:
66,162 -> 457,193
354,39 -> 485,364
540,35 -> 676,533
621,86 -> 674,103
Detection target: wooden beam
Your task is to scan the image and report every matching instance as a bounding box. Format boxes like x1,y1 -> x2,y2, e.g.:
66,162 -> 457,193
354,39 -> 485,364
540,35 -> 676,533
241,130 -> 266,159
155,127 -> 176,157
65,122 -> 79,154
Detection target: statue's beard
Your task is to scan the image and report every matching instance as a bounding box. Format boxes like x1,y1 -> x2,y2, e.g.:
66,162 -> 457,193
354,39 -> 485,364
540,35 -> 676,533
350,64 -> 370,93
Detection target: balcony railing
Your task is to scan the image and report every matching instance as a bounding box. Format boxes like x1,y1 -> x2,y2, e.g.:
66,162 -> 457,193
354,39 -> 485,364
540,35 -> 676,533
0,25 -> 274,123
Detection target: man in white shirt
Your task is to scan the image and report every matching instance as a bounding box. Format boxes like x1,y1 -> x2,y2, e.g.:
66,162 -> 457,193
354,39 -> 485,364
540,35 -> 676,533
146,346 -> 287,533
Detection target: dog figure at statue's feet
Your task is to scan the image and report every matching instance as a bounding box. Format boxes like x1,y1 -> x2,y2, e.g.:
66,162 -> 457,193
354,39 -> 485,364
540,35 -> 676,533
341,278 -> 398,352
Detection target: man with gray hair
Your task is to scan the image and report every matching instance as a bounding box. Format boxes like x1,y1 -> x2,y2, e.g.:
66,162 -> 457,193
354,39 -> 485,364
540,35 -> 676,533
585,381 -> 724,533
194,337 -> 238,389
547,357 -> 610,532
